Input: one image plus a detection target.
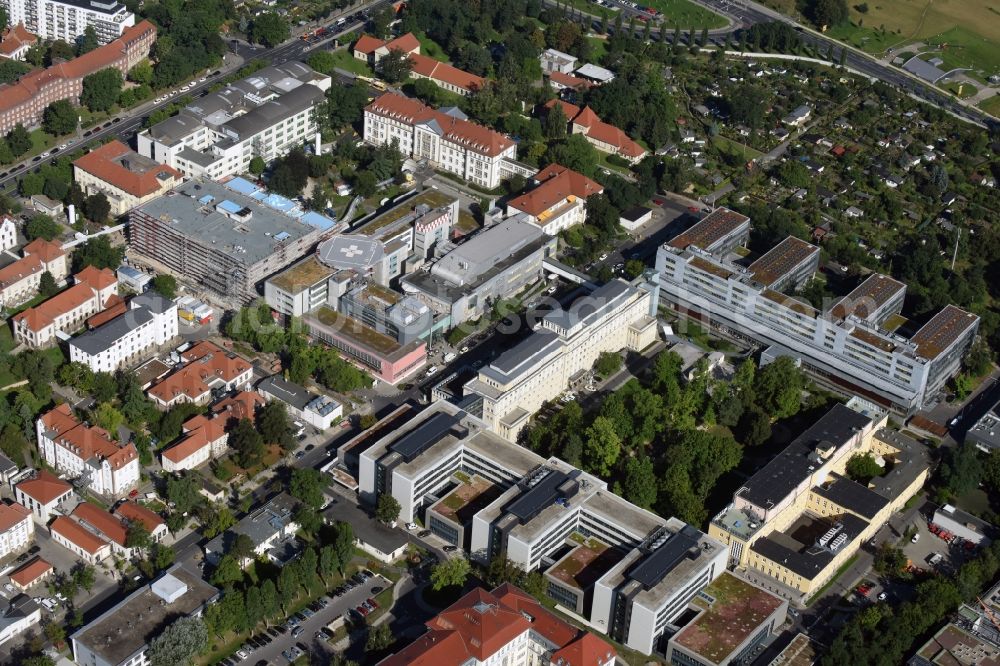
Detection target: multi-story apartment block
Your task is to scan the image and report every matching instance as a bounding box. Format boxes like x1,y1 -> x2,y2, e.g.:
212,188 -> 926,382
1,0 -> 135,44
129,178 -> 340,302
0,20 -> 154,133
146,341 -> 253,409
72,140 -> 182,216
464,278 -> 659,442
0,238 -> 68,309
656,208 -> 979,414
0,502 -> 34,558
709,399 -> 929,603
12,265 -> 118,348
137,62 -> 331,180
359,401 -> 726,655
36,403 -> 140,497
401,216 -> 557,331
71,566 -> 218,666
364,93 -> 533,189
68,292 -> 177,372
380,584 -> 616,666
506,163 -> 604,235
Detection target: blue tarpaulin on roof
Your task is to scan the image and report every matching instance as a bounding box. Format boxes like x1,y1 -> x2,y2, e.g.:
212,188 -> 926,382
218,200 -> 242,214
225,177 -> 261,196
301,211 -> 337,230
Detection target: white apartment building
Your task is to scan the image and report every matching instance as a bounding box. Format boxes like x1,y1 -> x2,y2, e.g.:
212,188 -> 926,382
464,278 -> 659,442
0,503 -> 34,558
655,210 -> 979,414
137,62 -> 331,181
36,404 -> 140,497
0,216 -> 16,252
11,266 -> 118,348
0,239 -> 68,309
160,414 -> 229,473
1,0 -> 135,44
359,401 -> 726,656
364,93 -> 531,190
68,292 -> 178,373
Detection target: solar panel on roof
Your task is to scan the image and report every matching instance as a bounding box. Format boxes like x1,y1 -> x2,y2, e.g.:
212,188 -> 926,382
388,412 -> 463,462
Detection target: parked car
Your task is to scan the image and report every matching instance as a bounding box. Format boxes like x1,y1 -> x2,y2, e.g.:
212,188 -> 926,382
443,545 -> 458,552
371,586 -> 383,594
291,626 -> 304,638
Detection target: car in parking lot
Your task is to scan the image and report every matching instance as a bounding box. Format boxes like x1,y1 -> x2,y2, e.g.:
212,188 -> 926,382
291,625 -> 304,638
371,586 -> 383,594
236,649 -> 250,659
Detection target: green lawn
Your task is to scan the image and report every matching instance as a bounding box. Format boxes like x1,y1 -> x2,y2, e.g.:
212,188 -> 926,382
645,0 -> 727,29
943,81 -> 977,99
979,94 -> 1000,118
825,22 -> 906,55
416,32 -> 448,62
328,49 -> 374,77
921,27 -> 1000,83
587,36 -> 608,62
712,134 -> 764,161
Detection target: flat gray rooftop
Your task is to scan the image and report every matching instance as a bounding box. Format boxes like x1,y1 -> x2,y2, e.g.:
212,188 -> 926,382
133,180 -> 323,266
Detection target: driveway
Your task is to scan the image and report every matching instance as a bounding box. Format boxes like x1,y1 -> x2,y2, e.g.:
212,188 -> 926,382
230,574 -> 390,665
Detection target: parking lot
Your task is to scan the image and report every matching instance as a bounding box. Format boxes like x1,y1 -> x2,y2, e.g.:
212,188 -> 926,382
219,572 -> 390,665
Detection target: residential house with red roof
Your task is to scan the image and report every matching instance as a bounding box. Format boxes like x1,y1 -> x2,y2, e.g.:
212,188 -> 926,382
114,501 -> 167,543
506,163 -> 604,235
160,413 -> 229,473
0,24 -> 37,61
0,21 -> 155,134
14,470 -> 73,524
35,404 -> 140,498
9,557 -> 53,592
72,140 -> 182,216
0,238 -> 69,309
353,33 -> 484,96
364,92 -> 530,189
50,515 -> 112,564
378,584 -> 615,666
12,265 -> 119,348
147,341 -> 253,409
0,502 -> 34,558
543,99 -> 647,163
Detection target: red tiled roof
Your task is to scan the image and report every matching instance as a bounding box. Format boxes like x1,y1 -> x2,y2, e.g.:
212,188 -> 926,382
71,502 -> 128,547
12,266 -> 114,332
367,93 -> 514,157
114,501 -> 164,532
409,53 -> 483,93
23,238 -> 65,263
507,163 -> 603,219
50,516 -> 109,554
354,34 -> 387,55
387,32 -> 420,54
0,502 -> 30,532
86,294 -> 127,329
380,584 -> 602,665
550,633 -> 617,666
16,469 -> 72,505
9,557 -> 52,588
161,414 -> 227,464
212,390 -> 264,422
547,70 -> 592,90
40,404 -> 137,469
148,341 -> 252,404
73,140 -> 181,198
543,99 -> 646,159
76,265 -> 118,292
0,24 -> 37,57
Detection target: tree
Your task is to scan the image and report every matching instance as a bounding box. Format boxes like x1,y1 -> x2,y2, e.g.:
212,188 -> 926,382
370,7 -> 393,38
621,455 -> 657,509
258,401 -> 293,449
308,50 -> 337,75
43,619 -> 66,646
146,616 -> 208,666
72,564 -> 96,591
805,0 -> 849,28
260,579 -> 279,620
290,468 -> 325,509
753,357 -> 804,419
545,133 -> 599,177
593,351 -> 622,378
230,418 -> 265,468
737,407 -> 772,446
128,60 -> 153,85
846,453 -> 883,484
543,100 -> 567,140
43,99 -> 77,135
583,417 -> 621,477
277,564 -> 300,612
431,556 -> 471,591
94,402 -> 124,434
38,270 -> 58,298
125,522 -> 152,550
211,554 -> 244,585
83,193 -> 111,223
375,494 -> 401,525
25,213 -> 61,243
151,274 -> 177,299
319,545 -> 339,584
77,26 -> 99,55
231,533 -> 255,563
331,522 -> 354,572
379,49 -> 413,84
165,474 -> 200,514
81,68 -> 124,113
249,156 -> 266,176
365,622 -> 393,653
0,59 -> 29,84
7,124 -> 31,155
326,82 -> 369,129
873,543 -> 907,576
250,13 -> 289,47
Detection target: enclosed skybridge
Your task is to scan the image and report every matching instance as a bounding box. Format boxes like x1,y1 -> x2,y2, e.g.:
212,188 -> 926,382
541,258 -> 597,289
